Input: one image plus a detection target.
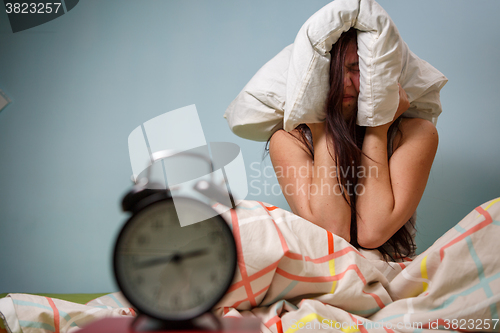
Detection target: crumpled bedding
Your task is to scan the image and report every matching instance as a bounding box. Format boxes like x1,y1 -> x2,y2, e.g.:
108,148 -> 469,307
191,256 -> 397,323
1,198 -> 499,332
213,199 -> 500,332
0,293 -> 134,333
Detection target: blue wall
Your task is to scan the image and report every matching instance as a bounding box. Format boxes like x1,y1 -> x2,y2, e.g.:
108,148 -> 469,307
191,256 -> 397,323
0,0 -> 499,293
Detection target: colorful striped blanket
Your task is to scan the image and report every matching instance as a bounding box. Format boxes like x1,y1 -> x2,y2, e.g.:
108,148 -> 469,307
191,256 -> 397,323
1,198 -> 499,332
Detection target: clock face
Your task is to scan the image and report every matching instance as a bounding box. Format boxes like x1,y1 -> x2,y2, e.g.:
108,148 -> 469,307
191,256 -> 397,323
114,197 -> 236,321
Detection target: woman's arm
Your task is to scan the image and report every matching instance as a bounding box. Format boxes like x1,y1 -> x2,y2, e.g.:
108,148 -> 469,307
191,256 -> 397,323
356,87 -> 438,248
269,125 -> 351,241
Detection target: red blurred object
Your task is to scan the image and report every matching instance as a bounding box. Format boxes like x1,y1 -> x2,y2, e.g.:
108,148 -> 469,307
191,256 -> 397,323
77,316 -> 261,333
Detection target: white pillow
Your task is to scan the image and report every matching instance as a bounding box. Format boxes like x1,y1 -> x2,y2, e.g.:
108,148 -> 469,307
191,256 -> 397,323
224,45 -> 291,142
398,45 -> 448,124
224,0 -> 447,140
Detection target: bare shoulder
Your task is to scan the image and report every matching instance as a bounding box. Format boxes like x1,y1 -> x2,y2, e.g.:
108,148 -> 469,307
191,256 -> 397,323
269,129 -> 312,159
396,117 -> 439,150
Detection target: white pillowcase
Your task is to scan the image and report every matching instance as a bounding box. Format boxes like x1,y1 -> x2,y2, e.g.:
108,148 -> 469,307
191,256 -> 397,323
224,0 -> 447,141
224,45 -> 291,142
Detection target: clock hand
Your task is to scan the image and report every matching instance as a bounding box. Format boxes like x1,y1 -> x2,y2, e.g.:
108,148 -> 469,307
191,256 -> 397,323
174,248 -> 209,262
135,253 -> 176,268
136,249 -> 209,268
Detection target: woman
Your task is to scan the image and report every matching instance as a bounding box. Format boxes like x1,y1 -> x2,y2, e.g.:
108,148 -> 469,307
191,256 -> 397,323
268,29 -> 438,259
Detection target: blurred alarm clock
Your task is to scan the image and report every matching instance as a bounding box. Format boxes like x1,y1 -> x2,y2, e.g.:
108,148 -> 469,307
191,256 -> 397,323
113,150 -> 237,331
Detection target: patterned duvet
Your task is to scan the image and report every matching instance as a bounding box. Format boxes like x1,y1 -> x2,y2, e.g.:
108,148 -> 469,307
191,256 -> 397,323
1,198 -> 499,332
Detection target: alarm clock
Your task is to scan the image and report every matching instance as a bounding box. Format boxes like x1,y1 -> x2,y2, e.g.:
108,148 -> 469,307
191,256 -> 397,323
113,150 -> 237,331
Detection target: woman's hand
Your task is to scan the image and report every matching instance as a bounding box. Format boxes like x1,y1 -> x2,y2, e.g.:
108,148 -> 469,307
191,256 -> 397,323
371,84 -> 409,134
395,83 -> 410,121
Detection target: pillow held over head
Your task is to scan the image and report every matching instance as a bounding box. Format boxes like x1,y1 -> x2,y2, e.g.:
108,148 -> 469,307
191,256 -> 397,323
224,0 -> 447,141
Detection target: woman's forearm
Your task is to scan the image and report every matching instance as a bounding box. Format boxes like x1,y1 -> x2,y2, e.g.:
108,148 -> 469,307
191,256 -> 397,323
355,85 -> 414,248
308,130 -> 351,241
356,125 -> 396,244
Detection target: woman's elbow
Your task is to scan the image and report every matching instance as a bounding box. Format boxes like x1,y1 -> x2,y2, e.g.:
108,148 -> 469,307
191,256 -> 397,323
356,228 -> 388,249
